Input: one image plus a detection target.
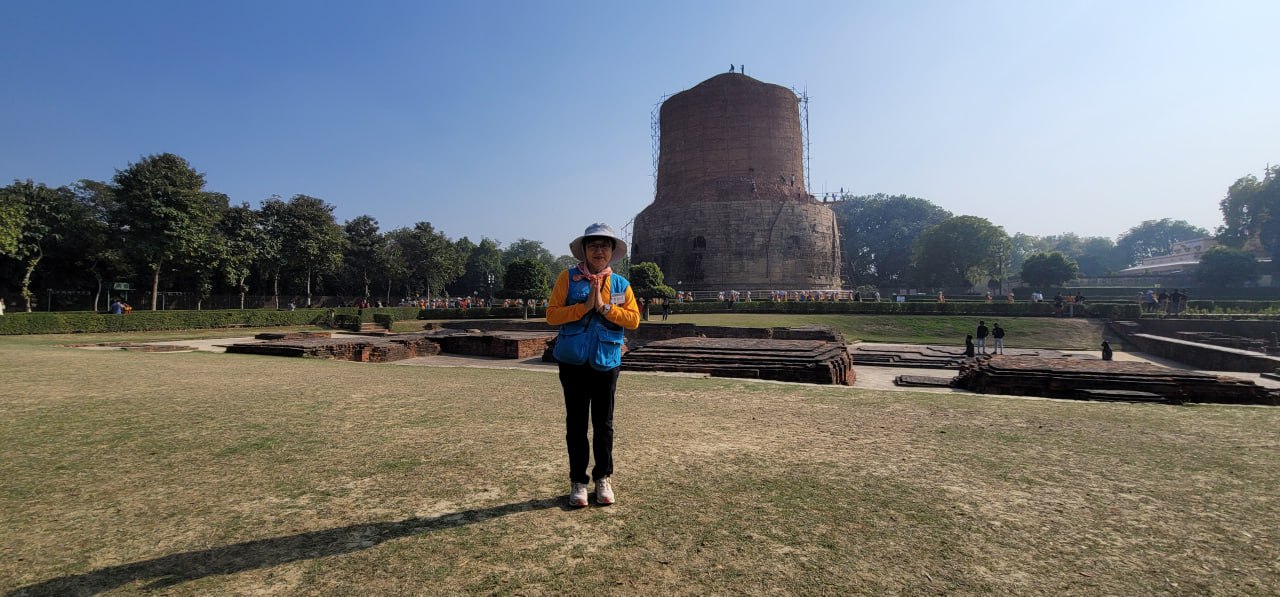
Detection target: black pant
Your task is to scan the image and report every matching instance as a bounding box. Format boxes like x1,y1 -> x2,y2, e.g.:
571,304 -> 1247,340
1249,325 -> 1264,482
558,363 -> 619,484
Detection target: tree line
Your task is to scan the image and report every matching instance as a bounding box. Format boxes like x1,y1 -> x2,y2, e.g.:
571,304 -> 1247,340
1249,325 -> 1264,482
0,153 -> 576,312
830,165 -> 1278,292
4,154 -> 1275,312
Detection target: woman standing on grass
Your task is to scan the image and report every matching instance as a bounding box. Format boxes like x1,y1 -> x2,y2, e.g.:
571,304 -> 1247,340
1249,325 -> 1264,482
546,223 -> 641,507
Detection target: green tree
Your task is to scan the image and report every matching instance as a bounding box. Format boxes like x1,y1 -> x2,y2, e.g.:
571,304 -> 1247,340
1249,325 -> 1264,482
629,261 -> 675,320
1007,232 -> 1050,277
1196,246 -> 1259,288
449,237 -> 504,300
0,185 -> 25,257
68,180 -> 129,311
111,153 -> 223,310
500,258 -> 551,319
257,196 -> 289,307
1,181 -> 75,311
553,254 -> 577,271
186,192 -> 231,309
385,222 -> 464,299
910,216 -> 1010,289
1115,219 -> 1209,268
219,203 -> 263,309
829,194 -> 952,287
503,238 -> 557,271
272,194 -> 344,306
1019,252 -> 1080,288
341,215 -> 383,299
1218,166 -> 1276,246
376,237 -> 408,304
1239,165 -> 1280,266
1073,236 -> 1127,276
1020,233 -> 1127,277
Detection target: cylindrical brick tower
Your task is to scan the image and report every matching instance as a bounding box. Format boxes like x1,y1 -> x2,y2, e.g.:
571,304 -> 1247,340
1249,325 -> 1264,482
631,72 -> 841,291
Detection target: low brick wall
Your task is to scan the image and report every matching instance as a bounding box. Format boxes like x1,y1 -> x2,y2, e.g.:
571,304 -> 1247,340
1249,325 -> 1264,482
1127,333 -> 1280,373
437,320 -> 844,345
436,320 -> 555,332
226,334 -> 441,362
1131,319 -> 1280,341
627,323 -> 843,345
433,332 -> 555,359
952,354 -> 1278,405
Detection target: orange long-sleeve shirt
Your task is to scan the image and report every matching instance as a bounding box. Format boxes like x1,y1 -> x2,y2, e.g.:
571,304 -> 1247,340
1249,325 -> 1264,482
545,269 -> 641,330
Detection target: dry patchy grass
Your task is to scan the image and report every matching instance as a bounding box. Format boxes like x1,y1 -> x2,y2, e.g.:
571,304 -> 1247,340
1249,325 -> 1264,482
2,332 -> 1277,595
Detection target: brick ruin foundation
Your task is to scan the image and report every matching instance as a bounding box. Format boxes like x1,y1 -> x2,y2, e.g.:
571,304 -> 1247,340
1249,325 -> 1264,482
951,355 -> 1279,405
622,337 -> 854,385
225,322 -> 854,385
430,330 -> 557,359
225,332 -> 442,363
851,344 -> 1076,368
856,343 -> 1279,405
224,329 -> 556,363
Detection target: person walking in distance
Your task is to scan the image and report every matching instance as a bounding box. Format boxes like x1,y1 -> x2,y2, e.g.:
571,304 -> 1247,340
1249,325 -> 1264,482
547,223 -> 641,507
975,320 -> 990,354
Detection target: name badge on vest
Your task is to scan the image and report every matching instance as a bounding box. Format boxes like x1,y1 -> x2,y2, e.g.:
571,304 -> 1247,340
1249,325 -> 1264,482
610,294 -> 626,305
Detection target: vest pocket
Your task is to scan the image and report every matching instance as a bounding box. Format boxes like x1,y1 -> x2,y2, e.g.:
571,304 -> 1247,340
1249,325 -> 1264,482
592,327 -> 625,371
553,327 -> 592,366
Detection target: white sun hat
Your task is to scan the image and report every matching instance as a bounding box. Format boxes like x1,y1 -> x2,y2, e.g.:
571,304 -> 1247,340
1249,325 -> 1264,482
569,223 -> 628,265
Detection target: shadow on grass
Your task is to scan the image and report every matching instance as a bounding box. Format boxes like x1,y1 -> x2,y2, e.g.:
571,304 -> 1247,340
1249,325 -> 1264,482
9,496 -> 564,596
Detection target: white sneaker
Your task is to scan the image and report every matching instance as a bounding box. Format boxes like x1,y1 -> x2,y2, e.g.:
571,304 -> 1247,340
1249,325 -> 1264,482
595,477 -> 614,505
569,482 -> 589,507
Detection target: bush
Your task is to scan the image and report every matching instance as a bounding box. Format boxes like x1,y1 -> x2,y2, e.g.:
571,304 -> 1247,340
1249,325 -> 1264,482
1183,300 -> 1280,314
0,306 -> 430,335
416,306 -> 546,320
0,309 -> 325,335
1062,286 -> 1280,301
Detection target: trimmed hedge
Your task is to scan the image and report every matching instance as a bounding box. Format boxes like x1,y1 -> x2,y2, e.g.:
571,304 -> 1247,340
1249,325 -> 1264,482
0,309 -> 329,335
0,301 -> 1166,335
1183,300 -> 1280,313
665,300 -> 1142,319
0,306 -> 433,335
1062,286 -> 1280,301
416,306 -> 547,320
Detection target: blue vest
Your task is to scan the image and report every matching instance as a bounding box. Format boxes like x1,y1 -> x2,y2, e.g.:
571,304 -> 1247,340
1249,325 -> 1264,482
552,267 -> 630,371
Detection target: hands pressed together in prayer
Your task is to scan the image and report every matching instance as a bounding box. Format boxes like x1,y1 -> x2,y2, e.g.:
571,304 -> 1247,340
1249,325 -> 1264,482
584,278 -> 611,316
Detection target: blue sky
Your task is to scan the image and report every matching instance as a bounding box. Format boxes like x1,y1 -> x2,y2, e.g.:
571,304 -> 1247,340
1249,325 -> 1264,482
3,0 -> 1277,256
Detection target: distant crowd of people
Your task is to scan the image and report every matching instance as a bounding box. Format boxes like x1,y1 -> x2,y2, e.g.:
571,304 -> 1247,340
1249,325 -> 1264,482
1137,288 -> 1188,314
672,289 -> 884,304
370,296 -> 550,310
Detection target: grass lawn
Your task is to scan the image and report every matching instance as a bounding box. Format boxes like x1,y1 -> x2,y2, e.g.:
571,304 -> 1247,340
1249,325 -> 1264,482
3,328 -> 1277,595
642,312 -> 1107,349
399,313 -> 1106,349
